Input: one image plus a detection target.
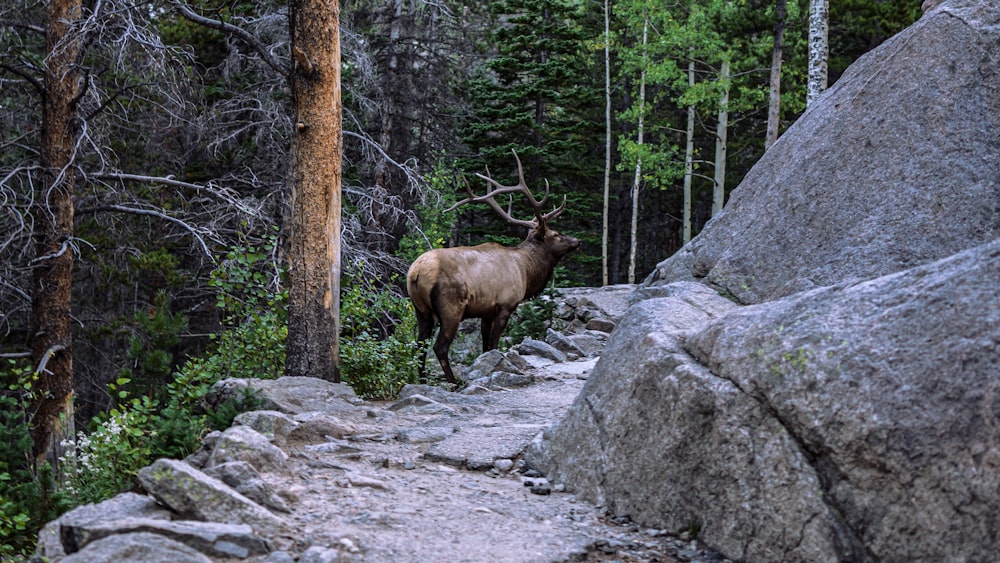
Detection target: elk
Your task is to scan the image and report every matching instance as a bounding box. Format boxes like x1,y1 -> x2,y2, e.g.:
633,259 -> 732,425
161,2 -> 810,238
406,151 -> 580,384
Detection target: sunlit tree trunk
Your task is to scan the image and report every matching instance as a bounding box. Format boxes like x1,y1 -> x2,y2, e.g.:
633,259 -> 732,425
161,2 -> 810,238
807,0 -> 829,106
628,16 -> 647,284
765,0 -> 787,149
286,0 -> 343,382
682,60 -> 695,244
31,0 -> 84,467
712,60 -> 729,217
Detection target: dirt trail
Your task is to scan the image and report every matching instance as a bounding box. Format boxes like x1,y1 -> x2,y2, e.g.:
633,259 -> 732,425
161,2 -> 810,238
260,355 -> 723,563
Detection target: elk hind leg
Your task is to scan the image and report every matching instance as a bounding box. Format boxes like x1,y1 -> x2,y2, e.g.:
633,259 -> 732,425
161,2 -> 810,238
432,318 -> 461,385
414,309 -> 435,383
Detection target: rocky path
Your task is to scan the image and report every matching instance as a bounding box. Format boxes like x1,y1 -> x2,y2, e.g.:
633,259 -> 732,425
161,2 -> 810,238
38,286 -> 726,563
264,357 -> 716,563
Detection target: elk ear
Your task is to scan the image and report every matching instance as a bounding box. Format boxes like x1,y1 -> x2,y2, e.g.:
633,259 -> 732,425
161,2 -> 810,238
530,223 -> 547,241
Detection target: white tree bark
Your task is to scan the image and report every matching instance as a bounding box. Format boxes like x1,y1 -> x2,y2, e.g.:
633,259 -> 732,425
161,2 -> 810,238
807,0 -> 829,106
602,0 -> 611,286
628,16 -> 648,284
683,60 -> 695,244
712,60 -> 729,218
765,0 -> 787,149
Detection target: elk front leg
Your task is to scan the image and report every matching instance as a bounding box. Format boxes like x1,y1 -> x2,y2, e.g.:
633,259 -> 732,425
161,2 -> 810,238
480,315 -> 495,353
485,308 -> 514,351
432,318 -> 460,385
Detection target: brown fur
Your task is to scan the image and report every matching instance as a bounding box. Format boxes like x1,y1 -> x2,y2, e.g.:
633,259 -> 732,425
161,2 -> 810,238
407,226 -> 579,384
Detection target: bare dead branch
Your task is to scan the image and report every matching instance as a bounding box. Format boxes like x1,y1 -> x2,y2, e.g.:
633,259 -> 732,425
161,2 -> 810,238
169,0 -> 290,80
77,204 -> 215,260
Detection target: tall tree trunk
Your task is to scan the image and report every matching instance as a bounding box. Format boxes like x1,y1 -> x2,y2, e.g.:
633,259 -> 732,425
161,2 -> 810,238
628,16 -> 648,284
602,0 -> 611,287
31,0 -> 84,467
286,0 -> 343,382
682,61 -> 695,244
807,0 -> 829,106
765,0 -> 787,149
712,60 -> 729,218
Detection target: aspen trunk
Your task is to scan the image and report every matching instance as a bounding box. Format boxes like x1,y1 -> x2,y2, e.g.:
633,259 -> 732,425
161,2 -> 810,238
712,60 -> 729,218
683,61 -> 695,244
602,0 -> 611,286
765,0 -> 787,149
807,0 -> 829,106
286,0 -> 343,382
628,16 -> 648,284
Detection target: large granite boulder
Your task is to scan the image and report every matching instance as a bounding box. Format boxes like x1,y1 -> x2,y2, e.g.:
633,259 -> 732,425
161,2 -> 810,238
529,239 -> 1000,561
638,0 -> 1000,305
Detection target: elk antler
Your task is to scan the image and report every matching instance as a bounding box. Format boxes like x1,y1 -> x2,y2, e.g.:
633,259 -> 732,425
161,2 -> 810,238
445,150 -> 567,228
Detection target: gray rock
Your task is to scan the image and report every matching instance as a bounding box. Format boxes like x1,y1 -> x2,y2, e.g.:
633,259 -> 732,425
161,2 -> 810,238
567,332 -> 605,357
397,383 -> 485,406
462,349 -> 524,382
207,376 -> 358,415
204,461 -> 291,513
184,430 -> 222,469
493,459 -> 515,473
427,425 -> 545,470
387,394 -> 456,415
208,425 -> 289,473
583,317 -> 616,333
533,239 -> 1000,561
545,329 -> 585,358
299,544 -> 360,563
234,410 -> 299,447
638,0 -> 1000,306
263,551 -> 298,563
60,532 -> 212,563
34,493 -> 171,560
517,339 -> 567,362
467,371 -> 536,390
138,458 -> 287,534
61,518 -> 269,559
289,412 -> 360,443
396,426 -> 456,444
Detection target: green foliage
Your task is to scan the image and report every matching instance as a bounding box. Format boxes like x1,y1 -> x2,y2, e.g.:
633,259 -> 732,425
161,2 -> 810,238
0,362 -> 70,558
123,290 -> 189,396
505,286 -> 560,346
57,234 -> 289,518
59,396 -> 158,505
396,158 -> 458,265
339,273 -> 422,400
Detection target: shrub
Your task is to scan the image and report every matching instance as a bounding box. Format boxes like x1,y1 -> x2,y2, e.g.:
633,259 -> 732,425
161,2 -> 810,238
339,273 -> 423,400
504,285 -> 560,347
0,362 -> 70,558
60,234 -> 289,508
59,396 -> 158,505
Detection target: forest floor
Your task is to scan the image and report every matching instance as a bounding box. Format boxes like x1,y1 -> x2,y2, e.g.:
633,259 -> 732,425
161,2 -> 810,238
253,288 -> 728,563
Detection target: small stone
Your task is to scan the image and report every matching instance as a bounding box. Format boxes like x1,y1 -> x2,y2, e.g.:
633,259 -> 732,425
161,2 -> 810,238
493,459 -> 515,472
585,317 -> 616,333
531,483 -> 552,495
396,427 -> 455,444
263,551 -> 297,563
